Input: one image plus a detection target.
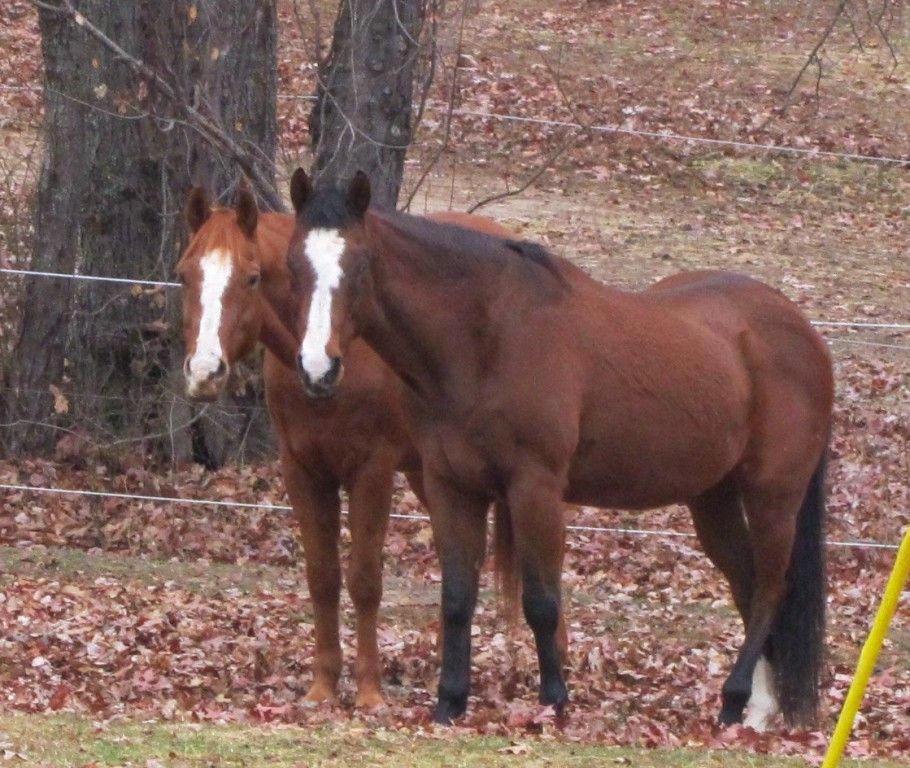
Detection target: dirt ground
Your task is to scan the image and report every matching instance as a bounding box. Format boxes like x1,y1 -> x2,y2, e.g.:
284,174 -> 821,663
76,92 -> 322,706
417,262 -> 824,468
1,0 -> 908,764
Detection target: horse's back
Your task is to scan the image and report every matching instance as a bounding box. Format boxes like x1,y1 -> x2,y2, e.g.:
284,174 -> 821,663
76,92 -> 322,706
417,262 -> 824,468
425,210 -> 515,239
647,270 -> 831,385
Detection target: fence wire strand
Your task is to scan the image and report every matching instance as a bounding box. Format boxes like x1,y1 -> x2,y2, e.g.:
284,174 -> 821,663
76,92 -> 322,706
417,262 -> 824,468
4,85 -> 909,166
2,268 -> 907,333
0,482 -> 900,551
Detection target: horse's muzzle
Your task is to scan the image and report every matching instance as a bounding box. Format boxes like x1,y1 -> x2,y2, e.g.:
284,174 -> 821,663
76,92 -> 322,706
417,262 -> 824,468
184,355 -> 229,401
298,356 -> 343,399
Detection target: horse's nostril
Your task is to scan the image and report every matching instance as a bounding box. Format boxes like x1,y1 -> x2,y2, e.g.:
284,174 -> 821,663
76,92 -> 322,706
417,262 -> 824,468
183,356 -> 192,377
326,357 -> 341,384
215,359 -> 227,378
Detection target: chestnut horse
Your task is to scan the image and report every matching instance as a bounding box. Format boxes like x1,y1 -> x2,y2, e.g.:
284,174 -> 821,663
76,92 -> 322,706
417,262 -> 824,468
287,169 -> 834,730
176,185 -> 535,707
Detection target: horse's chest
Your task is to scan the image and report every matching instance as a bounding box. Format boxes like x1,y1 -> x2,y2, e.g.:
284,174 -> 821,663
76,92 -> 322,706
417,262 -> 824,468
416,413 -> 508,494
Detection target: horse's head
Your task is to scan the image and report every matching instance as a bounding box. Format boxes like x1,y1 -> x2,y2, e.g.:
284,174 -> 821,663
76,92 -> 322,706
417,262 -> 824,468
176,184 -> 265,400
287,167 -> 371,398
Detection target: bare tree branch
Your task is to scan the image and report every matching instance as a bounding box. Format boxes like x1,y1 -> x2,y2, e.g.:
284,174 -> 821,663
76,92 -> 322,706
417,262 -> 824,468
865,0 -> 900,74
782,0 -> 849,112
30,0 -> 284,211
402,0 -> 466,210
466,133 -> 578,214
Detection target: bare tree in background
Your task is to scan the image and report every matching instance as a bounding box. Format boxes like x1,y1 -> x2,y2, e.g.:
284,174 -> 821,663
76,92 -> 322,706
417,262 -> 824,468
309,0 -> 431,208
2,0 -> 278,464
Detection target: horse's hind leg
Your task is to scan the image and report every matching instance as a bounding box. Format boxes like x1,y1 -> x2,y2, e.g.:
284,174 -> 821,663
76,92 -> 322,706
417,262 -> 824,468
281,452 -> 343,704
689,477 -> 779,729
689,477 -> 754,624
345,457 -> 395,708
717,487 -> 801,727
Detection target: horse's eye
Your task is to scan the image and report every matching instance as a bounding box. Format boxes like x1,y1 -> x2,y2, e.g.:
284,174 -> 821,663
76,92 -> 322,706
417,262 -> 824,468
248,273 -> 260,287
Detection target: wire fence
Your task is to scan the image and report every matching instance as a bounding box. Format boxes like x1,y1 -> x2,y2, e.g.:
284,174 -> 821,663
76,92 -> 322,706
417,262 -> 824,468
3,267 -> 908,343
2,266 -> 904,550
0,482 -> 900,552
3,68 -> 906,557
4,84 -> 909,168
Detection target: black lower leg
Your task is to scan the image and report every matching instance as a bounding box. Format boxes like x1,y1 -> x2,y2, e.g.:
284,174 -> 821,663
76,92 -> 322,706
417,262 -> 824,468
435,570 -> 477,724
719,677 -> 751,725
523,570 -> 568,712
719,612 -> 774,724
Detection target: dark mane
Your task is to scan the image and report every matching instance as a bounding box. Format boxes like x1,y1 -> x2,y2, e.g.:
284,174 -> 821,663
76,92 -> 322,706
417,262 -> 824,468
502,239 -> 567,285
373,210 -> 567,288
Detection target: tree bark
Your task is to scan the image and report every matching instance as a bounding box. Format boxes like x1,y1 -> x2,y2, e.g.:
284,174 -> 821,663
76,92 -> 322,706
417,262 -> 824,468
2,0 -> 277,462
309,0 -> 427,209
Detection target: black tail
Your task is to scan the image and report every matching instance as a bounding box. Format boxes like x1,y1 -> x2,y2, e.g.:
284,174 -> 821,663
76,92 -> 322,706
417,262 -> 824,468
772,450 -> 827,726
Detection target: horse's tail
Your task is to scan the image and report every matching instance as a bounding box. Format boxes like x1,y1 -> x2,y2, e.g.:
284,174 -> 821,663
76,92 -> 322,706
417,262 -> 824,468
492,500 -> 521,624
772,449 -> 827,726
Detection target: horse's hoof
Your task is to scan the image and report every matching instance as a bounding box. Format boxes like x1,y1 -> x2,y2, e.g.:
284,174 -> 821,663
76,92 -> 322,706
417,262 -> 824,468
433,697 -> 467,725
718,704 -> 745,726
718,686 -> 748,725
433,709 -> 454,726
303,681 -> 339,706
539,680 -> 569,710
355,688 -> 386,709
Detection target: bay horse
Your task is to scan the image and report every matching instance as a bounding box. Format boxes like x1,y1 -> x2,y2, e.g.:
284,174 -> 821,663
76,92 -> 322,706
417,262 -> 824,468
287,169 -> 834,730
176,184 -> 541,707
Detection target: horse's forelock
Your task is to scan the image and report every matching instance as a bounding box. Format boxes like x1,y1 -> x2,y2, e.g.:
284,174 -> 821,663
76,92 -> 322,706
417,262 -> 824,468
298,184 -> 360,230
186,208 -> 258,265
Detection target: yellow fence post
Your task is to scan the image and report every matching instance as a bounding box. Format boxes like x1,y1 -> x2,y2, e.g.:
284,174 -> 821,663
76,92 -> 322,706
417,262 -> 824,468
821,525 -> 910,768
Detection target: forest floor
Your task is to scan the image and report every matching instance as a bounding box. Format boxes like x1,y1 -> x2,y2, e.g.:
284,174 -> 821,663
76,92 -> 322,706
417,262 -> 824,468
1,0 -> 908,766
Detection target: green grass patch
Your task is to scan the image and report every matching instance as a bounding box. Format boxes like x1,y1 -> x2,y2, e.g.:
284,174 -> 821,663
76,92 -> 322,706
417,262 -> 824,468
1,713 -> 905,768
691,155 -> 908,202
0,544 -> 297,597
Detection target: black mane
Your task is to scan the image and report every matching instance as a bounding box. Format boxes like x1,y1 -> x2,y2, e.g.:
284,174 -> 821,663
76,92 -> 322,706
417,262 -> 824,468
375,210 -> 567,288
502,239 -> 567,284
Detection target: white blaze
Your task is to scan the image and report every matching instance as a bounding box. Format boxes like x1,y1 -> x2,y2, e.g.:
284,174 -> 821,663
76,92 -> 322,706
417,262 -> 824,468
187,249 -> 232,387
743,655 -> 780,732
300,228 -> 345,381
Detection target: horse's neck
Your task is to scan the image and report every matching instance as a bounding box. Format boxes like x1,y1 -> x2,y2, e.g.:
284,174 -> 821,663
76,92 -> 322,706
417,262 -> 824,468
255,213 -> 298,368
256,213 -> 295,307
355,215 -> 485,400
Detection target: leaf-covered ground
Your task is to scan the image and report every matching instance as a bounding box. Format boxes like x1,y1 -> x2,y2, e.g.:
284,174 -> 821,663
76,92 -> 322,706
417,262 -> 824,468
1,0 -> 908,765
1,350 -> 908,761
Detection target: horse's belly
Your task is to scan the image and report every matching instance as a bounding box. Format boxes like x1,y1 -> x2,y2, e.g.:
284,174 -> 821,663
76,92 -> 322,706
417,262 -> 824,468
565,408 -> 749,509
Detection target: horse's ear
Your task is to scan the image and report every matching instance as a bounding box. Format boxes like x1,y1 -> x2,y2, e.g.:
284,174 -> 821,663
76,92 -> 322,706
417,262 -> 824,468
290,167 -> 312,214
186,186 -> 211,233
235,181 -> 258,239
347,171 -> 371,218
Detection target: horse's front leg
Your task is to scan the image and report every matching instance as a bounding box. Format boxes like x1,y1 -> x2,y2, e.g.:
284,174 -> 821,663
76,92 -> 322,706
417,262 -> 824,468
424,471 -> 489,725
508,465 -> 569,714
345,456 -> 395,708
280,451 -> 343,704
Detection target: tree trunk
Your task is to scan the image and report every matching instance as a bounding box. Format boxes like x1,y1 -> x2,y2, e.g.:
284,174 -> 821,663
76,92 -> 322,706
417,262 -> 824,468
309,0 -> 427,209
2,0 -> 277,463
